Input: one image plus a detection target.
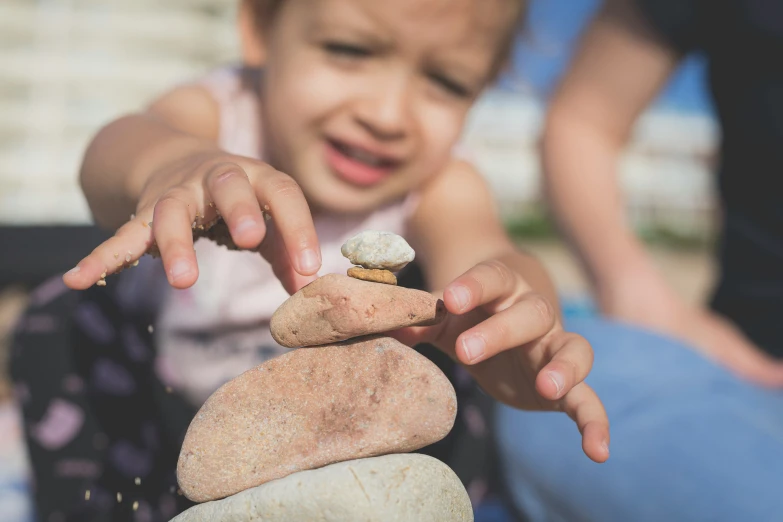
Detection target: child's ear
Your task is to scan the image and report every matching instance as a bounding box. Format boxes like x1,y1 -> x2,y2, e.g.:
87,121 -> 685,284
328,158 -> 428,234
238,0 -> 267,67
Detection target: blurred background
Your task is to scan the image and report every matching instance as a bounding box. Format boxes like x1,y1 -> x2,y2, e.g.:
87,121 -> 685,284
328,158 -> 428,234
0,0 -> 718,519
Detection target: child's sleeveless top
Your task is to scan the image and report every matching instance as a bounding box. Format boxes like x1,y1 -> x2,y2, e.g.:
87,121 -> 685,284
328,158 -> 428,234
151,67 -> 419,407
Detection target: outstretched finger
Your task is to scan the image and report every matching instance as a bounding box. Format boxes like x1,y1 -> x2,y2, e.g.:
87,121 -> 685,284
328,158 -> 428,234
535,332 -> 594,401
205,163 -> 267,250
63,211 -> 155,289
443,260 -> 529,315
561,382 -> 610,463
253,167 -> 321,277
455,292 -> 556,365
152,189 -> 199,288
256,220 -> 318,294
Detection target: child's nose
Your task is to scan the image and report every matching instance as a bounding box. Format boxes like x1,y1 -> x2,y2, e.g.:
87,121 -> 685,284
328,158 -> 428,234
354,77 -> 411,140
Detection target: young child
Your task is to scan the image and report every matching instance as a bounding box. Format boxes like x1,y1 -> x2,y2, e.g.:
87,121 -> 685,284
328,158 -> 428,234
12,0 -> 609,520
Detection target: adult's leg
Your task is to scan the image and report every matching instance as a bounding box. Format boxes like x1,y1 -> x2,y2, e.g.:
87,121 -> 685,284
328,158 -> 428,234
496,317 -> 783,522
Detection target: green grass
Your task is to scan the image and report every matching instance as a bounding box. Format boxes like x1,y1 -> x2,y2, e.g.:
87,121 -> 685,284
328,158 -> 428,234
504,211 -> 713,251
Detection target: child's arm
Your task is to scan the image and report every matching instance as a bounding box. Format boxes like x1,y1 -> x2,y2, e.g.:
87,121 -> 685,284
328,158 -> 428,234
398,160 -> 610,463
67,85 -> 321,293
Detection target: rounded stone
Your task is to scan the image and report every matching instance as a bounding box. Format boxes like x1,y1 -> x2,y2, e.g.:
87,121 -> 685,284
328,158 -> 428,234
347,267 -> 397,285
341,230 -> 415,272
177,337 -> 457,502
270,274 -> 446,348
171,454 -> 473,522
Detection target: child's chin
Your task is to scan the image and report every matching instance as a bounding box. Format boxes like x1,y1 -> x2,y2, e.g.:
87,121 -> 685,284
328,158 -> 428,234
308,186 -> 386,216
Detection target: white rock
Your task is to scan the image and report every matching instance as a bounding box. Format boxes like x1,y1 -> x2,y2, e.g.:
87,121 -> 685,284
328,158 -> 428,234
170,454 -> 473,522
341,230 -> 415,272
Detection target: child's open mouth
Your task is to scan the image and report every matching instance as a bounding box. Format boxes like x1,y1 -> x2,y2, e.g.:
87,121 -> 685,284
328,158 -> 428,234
325,139 -> 401,187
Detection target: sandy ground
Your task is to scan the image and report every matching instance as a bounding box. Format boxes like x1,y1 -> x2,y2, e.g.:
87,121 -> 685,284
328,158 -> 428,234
520,239 -> 716,306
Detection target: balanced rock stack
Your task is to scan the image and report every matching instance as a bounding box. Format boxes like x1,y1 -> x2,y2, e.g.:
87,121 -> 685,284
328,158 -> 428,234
171,231 -> 473,521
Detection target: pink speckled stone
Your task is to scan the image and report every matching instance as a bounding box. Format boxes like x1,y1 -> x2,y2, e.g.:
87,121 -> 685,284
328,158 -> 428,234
270,274 -> 446,348
177,336 -> 457,502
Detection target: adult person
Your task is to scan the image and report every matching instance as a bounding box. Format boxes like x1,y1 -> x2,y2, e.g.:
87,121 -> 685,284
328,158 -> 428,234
495,0 -> 783,520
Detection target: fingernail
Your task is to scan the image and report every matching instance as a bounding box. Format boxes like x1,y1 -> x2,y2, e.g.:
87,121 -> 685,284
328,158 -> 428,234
169,260 -> 190,282
462,335 -> 485,363
602,439 -> 610,456
448,286 -> 471,312
234,217 -> 259,236
548,371 -> 565,396
66,266 -> 81,276
299,248 -> 321,273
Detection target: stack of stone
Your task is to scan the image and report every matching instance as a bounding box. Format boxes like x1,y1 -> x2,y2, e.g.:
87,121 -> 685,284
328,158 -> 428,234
171,231 -> 473,521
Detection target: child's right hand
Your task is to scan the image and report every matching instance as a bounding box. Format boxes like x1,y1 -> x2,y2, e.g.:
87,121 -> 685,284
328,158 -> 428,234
63,151 -> 322,294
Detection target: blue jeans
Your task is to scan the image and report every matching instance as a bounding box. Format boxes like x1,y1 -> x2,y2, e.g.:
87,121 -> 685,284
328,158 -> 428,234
496,317 -> 783,522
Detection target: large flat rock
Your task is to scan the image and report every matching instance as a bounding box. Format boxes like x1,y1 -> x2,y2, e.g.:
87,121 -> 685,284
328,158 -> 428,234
177,337 -> 457,502
171,454 -> 473,522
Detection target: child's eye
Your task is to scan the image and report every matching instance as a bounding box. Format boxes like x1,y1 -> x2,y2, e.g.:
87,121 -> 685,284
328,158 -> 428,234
323,42 -> 371,58
429,73 -> 471,98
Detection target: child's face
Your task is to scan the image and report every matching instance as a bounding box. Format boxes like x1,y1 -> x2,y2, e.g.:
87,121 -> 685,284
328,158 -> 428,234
256,0 -> 516,214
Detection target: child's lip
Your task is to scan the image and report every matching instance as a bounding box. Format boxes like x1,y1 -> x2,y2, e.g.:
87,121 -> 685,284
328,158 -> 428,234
324,140 -> 399,187
325,137 -> 405,167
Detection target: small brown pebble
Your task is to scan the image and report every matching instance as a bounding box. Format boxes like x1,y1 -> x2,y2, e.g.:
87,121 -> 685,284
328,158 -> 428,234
96,279 -> 107,287
177,489 -> 183,496
116,262 -> 123,268
113,253 -> 119,258
347,267 -> 397,285
209,202 -> 215,208
142,221 -> 148,228
165,386 -> 173,394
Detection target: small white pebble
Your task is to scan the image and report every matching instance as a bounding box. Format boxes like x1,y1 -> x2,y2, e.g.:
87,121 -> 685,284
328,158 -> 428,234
96,280 -> 106,287
125,254 -> 131,263
130,214 -> 135,220
263,204 -> 270,211
133,501 -> 139,511
135,477 -> 141,486
117,492 -> 122,503
132,260 -> 139,267
147,325 -> 154,333
100,271 -> 106,279
148,221 -> 153,227
85,490 -> 90,501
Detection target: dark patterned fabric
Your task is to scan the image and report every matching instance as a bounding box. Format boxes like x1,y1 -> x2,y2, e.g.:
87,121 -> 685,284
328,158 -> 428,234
11,267 -> 521,522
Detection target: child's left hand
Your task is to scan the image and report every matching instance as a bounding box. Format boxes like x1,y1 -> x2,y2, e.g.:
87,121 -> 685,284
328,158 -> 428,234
391,259 -> 610,463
